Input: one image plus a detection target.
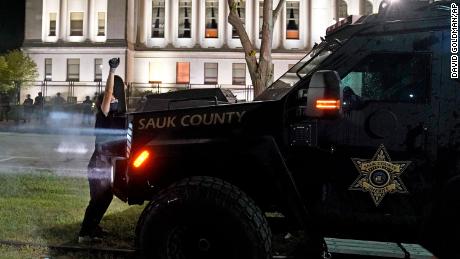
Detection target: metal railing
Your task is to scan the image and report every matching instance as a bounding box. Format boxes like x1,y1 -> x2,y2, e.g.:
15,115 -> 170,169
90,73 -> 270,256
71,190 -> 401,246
1,80 -> 254,112
0,80 -> 255,123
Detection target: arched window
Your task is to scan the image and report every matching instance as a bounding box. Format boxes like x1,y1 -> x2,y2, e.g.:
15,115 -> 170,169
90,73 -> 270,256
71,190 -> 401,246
338,0 -> 348,19
360,0 -> 373,15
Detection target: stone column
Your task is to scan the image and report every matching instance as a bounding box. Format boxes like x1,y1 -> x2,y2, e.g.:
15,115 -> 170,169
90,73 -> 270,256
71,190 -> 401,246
166,0 -> 174,47
310,0 -> 331,48
87,0 -> 93,41
348,0 -> 360,15
331,0 -> 338,22
194,0 -> 200,47
137,0 -> 147,44
277,0 -> 284,49
127,0 -> 137,44
60,0 -> 68,40
222,0 -> 228,48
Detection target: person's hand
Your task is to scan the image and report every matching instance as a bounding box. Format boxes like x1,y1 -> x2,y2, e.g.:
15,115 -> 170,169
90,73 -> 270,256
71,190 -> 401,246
109,58 -> 120,72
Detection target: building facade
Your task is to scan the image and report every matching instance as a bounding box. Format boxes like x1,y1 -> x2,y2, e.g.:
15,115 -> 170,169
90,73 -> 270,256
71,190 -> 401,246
23,0 -> 382,102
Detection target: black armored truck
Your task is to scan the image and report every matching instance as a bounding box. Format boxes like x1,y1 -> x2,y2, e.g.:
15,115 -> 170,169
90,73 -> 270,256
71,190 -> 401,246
109,1 -> 457,258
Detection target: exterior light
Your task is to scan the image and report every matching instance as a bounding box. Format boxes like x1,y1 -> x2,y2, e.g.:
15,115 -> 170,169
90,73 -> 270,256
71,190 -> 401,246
316,99 -> 341,110
133,150 -> 150,168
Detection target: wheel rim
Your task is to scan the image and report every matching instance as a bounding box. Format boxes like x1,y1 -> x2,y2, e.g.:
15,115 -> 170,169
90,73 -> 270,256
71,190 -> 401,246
166,222 -> 233,258
161,206 -> 247,259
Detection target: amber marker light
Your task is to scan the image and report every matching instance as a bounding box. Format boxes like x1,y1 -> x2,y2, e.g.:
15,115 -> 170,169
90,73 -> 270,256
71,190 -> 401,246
316,99 -> 341,110
133,150 -> 150,168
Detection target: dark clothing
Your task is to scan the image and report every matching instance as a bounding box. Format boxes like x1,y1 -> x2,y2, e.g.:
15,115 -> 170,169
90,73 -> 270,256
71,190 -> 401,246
82,99 -> 93,125
80,152 -> 113,236
34,95 -> 44,121
82,99 -> 93,112
23,98 -> 33,105
95,110 -> 116,147
34,96 -> 44,107
0,94 -> 11,122
53,96 -> 66,105
23,98 -> 34,122
80,109 -> 117,236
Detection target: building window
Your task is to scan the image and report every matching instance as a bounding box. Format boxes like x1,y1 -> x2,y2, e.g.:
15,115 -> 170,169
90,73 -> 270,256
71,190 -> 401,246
259,1 -> 263,39
97,12 -> 105,36
205,0 -> 218,38
178,0 -> 192,38
232,0 -> 245,38
70,12 -> 84,36
232,63 -> 246,85
286,2 -> 299,39
338,0 -> 348,19
49,13 -> 57,36
360,0 -> 373,15
45,58 -> 52,81
176,62 -> 190,84
204,63 -> 218,84
67,59 -> 80,81
152,0 -> 165,38
94,59 -> 103,81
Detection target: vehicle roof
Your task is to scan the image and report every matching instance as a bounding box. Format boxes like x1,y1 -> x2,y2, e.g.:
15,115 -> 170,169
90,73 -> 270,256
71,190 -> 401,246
326,0 -> 450,39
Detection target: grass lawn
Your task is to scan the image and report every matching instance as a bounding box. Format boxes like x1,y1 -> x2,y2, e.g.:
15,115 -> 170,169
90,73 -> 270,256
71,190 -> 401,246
0,171 -> 145,258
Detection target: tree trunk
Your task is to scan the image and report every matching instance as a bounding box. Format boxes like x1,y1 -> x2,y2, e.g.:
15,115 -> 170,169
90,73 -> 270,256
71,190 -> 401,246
228,0 -> 285,98
14,81 -> 21,105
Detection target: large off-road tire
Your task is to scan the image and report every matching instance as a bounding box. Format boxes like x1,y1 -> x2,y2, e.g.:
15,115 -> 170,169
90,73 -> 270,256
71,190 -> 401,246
423,175 -> 460,259
136,176 -> 272,259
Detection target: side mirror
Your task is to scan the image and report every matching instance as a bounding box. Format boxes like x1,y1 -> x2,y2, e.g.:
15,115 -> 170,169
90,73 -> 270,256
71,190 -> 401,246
299,70 -> 341,118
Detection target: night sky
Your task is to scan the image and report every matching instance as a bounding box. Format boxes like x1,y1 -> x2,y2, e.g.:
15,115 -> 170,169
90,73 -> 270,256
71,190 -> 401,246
0,0 -> 25,53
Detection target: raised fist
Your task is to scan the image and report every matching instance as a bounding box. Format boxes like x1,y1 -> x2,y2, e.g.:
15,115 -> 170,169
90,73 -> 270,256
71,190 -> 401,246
109,58 -> 120,69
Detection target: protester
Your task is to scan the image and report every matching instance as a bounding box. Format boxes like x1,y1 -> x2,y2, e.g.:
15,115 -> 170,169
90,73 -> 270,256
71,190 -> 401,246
0,92 -> 11,122
79,57 -> 122,243
23,94 -> 34,123
34,92 -> 44,122
82,96 -> 93,126
53,92 -> 66,105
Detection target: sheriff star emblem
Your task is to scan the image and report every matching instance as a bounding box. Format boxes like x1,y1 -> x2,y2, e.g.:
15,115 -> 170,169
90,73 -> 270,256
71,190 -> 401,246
349,145 -> 411,206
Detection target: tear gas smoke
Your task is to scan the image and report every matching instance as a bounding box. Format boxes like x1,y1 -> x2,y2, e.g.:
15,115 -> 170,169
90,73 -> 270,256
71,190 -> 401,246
0,110 -> 127,178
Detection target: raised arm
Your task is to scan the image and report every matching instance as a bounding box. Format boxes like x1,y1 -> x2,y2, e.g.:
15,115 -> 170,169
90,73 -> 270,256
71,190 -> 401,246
101,58 -> 120,116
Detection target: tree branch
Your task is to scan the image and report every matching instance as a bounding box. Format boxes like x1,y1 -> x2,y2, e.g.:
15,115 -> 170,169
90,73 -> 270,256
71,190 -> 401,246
273,0 -> 286,23
227,0 -> 258,72
259,0 -> 273,64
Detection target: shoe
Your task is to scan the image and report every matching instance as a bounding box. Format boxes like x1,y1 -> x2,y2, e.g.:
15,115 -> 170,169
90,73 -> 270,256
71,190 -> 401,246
78,235 -> 103,244
78,226 -> 105,244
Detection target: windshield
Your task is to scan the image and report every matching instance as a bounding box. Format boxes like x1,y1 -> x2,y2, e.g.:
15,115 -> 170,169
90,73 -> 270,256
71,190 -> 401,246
255,41 -> 334,101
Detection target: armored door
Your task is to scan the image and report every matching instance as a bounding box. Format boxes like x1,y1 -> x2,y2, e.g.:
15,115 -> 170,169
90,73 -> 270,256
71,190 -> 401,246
319,31 -> 442,240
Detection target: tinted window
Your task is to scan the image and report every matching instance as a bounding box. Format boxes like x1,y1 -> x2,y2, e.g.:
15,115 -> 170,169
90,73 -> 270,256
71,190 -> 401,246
341,53 -> 431,103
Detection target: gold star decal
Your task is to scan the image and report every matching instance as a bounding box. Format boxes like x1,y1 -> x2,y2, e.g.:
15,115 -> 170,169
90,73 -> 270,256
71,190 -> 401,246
349,145 -> 411,206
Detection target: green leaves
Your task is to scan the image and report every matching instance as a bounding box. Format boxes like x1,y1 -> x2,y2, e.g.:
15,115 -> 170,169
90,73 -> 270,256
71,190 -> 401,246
0,50 -> 38,92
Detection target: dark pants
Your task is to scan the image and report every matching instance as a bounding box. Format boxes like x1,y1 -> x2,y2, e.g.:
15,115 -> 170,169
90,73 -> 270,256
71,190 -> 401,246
0,106 -> 10,121
80,151 -> 113,236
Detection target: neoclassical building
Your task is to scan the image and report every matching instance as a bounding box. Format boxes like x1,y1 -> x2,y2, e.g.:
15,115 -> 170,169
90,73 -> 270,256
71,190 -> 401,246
23,0 -> 382,102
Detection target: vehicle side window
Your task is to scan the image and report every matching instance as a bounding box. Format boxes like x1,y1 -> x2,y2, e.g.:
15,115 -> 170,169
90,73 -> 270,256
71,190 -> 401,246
341,53 -> 431,103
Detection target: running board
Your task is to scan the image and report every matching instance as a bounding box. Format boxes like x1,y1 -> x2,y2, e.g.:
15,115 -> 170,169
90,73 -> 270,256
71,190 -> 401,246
325,238 -> 434,258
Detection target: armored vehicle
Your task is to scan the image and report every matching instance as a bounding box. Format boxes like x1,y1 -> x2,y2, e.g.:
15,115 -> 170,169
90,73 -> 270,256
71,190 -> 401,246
110,1 -> 456,258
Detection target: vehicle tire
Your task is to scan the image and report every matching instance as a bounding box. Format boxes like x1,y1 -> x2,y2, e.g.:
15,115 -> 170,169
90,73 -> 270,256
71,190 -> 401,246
423,175 -> 460,259
136,176 -> 272,259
